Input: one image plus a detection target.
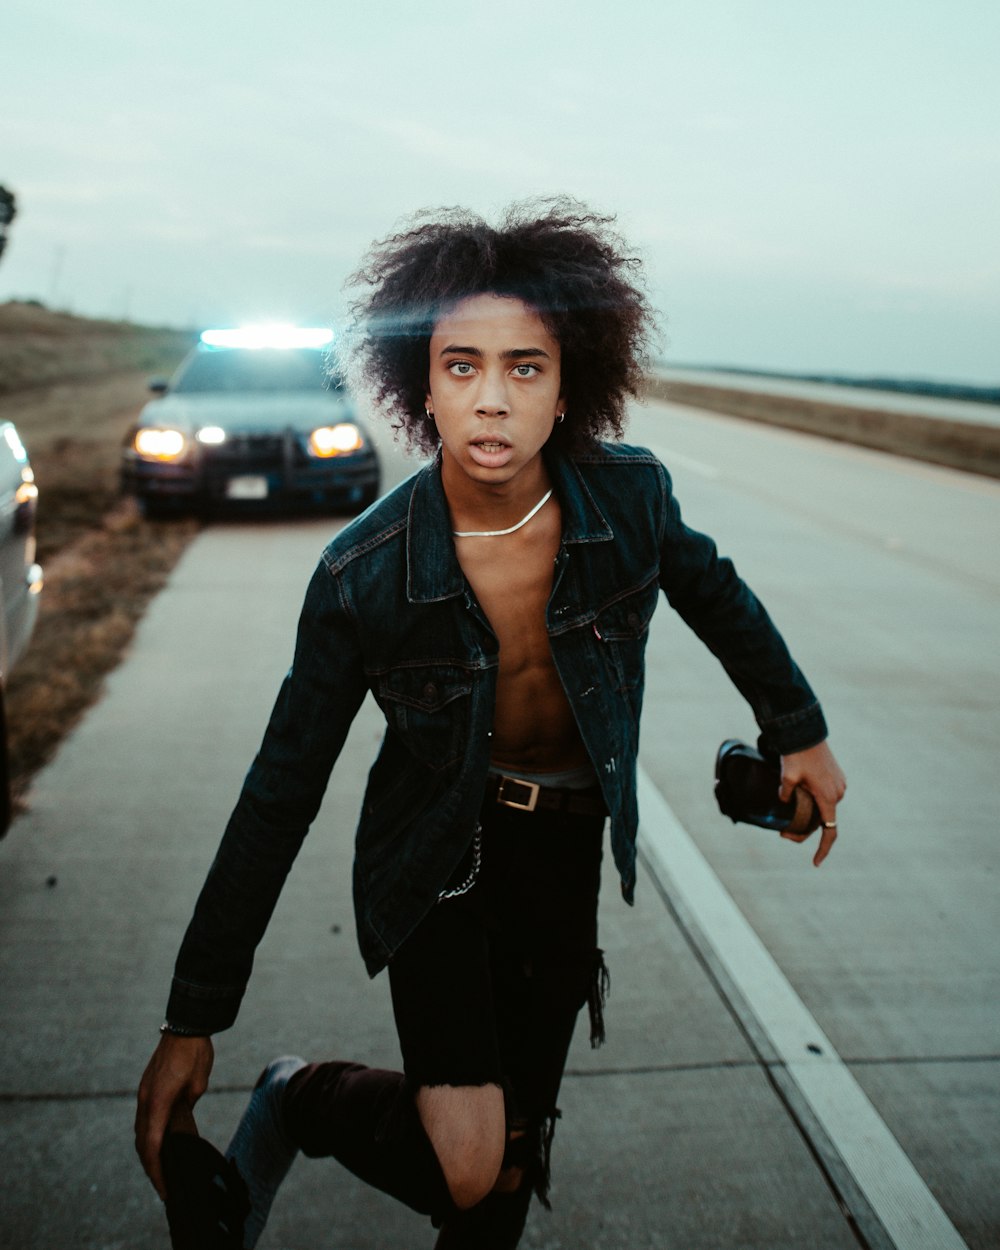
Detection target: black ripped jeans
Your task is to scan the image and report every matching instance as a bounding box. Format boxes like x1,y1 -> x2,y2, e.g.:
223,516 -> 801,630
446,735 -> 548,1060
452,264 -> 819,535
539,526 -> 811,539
282,794 -> 608,1249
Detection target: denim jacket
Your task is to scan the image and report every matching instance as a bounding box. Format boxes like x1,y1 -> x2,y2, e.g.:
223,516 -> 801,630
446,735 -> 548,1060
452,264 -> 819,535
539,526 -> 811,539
167,443 -> 827,1033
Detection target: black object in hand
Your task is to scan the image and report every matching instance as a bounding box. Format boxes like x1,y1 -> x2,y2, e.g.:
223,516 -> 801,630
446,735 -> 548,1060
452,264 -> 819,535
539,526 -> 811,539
714,739 -> 819,834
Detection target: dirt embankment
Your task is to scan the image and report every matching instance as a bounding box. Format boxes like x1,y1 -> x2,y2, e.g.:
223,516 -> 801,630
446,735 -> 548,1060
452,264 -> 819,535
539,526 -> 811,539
0,303 -> 197,811
645,376 -> 1000,480
0,300 -> 194,395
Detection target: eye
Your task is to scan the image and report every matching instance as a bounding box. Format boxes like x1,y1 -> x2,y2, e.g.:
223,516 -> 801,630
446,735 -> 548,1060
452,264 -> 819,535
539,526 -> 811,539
512,363 -> 539,377
448,361 -> 474,376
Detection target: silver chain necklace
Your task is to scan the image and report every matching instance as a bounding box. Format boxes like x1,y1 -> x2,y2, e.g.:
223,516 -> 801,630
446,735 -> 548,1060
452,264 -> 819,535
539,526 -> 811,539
453,489 -> 553,538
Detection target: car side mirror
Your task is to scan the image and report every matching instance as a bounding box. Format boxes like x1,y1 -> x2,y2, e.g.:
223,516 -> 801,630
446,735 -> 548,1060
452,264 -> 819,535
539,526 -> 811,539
148,376 -> 169,394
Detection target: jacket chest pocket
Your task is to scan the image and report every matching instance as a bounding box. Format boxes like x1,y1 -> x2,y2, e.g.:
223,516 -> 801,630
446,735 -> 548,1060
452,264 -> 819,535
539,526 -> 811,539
376,665 -> 473,771
593,583 -> 658,693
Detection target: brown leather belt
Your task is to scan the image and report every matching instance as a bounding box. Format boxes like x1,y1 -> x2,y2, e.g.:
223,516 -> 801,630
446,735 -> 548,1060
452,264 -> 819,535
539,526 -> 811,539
486,772 -> 607,817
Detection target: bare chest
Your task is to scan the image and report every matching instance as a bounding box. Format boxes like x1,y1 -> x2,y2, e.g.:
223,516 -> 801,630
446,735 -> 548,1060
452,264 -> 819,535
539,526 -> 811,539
453,504 -> 586,768
455,519 -> 560,673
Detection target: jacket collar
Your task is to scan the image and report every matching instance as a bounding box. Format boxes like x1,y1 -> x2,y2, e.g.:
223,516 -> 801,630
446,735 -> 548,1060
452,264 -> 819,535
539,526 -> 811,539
406,446 -> 614,604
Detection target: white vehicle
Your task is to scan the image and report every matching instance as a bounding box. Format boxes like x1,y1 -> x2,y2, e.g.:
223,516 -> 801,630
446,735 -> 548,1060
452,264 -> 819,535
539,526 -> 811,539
0,420 -> 43,833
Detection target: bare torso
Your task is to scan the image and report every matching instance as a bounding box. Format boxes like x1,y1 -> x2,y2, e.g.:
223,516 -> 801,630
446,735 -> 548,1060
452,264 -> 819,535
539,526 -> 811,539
455,498 -> 591,773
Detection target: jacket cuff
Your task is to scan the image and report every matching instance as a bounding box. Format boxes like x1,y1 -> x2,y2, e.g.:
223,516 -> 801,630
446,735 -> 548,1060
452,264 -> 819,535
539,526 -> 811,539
165,976 -> 244,1036
758,701 -> 828,756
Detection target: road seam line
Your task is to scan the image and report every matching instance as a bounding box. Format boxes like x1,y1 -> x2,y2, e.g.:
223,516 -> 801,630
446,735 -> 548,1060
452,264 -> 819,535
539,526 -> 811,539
636,764 -> 969,1250
645,442 -> 720,479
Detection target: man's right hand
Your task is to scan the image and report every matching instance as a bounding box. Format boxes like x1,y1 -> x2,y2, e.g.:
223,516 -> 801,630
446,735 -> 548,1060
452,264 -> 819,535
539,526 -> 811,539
134,1032 -> 215,1199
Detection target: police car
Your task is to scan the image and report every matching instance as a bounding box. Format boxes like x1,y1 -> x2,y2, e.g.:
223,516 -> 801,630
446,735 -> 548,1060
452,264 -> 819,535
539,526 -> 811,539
121,326 -> 381,516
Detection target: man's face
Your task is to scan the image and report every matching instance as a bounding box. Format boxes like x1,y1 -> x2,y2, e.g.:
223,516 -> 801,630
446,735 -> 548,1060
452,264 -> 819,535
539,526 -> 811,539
426,294 -> 564,488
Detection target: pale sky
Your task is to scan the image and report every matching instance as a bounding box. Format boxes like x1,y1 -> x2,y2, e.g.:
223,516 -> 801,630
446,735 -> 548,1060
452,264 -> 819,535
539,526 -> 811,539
4,0 -> 998,383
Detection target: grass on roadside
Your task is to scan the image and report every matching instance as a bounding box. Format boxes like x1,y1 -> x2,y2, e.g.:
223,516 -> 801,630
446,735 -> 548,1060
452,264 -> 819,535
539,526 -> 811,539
2,371 -> 183,565
0,300 -> 193,396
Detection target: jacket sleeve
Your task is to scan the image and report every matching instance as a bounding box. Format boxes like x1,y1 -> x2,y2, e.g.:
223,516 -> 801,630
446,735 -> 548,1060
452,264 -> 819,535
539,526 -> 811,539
165,557 -> 368,1034
655,461 -> 828,755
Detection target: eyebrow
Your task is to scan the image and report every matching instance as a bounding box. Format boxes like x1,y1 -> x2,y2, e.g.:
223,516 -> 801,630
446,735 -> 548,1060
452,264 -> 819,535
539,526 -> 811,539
438,345 -> 552,360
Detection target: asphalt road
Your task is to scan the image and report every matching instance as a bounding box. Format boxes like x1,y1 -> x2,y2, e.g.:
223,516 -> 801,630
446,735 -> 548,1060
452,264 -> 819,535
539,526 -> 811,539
0,400 -> 996,1248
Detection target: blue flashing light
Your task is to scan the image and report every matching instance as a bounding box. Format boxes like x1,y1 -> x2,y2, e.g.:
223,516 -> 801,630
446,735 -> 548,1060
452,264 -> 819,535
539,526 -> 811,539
199,325 -> 334,350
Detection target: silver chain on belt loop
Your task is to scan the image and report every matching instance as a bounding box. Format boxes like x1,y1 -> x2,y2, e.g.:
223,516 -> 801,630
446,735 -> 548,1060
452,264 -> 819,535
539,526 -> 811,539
437,825 -> 483,901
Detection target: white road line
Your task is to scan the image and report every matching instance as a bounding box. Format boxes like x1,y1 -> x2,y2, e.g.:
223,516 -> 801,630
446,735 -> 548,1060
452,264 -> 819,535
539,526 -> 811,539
646,444 -> 721,479
636,765 -> 969,1250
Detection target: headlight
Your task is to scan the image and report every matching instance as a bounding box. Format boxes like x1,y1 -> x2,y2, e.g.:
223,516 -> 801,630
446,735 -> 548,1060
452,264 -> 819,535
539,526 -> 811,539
134,428 -> 187,460
15,466 -> 37,504
309,423 -> 364,457
196,426 -> 227,445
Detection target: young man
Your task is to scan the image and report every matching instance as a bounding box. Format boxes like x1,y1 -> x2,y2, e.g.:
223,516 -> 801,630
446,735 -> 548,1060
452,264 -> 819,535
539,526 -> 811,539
135,201 -> 846,1249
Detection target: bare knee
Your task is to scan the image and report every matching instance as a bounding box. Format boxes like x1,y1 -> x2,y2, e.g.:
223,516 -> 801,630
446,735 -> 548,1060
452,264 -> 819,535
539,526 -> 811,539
416,1083 -> 505,1210
449,1160 -> 502,1210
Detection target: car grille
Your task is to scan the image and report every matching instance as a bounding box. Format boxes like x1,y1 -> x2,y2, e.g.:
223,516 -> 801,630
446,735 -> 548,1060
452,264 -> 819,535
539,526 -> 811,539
201,432 -> 299,473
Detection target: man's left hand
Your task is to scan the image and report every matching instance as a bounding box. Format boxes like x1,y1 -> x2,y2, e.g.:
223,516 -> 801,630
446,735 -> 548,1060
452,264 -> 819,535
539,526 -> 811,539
778,740 -> 847,867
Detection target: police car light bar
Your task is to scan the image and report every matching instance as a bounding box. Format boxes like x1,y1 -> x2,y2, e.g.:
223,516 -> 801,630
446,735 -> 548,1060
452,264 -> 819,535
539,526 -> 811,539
199,325 -> 334,350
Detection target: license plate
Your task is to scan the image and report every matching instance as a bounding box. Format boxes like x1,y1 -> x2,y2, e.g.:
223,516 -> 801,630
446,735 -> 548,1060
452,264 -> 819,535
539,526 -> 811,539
226,475 -> 269,500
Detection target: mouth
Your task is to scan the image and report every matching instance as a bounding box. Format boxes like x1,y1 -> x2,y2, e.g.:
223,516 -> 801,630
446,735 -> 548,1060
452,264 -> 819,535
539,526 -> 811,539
468,436 -> 514,468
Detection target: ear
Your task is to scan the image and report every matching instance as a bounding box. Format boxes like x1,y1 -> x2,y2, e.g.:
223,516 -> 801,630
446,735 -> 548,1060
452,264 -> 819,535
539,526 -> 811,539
424,386 -> 433,414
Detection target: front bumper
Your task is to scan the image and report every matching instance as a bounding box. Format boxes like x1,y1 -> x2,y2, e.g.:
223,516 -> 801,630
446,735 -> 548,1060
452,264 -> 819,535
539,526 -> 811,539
122,429 -> 380,510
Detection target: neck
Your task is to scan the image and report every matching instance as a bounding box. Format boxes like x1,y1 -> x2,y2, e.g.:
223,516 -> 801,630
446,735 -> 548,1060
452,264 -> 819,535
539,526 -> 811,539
441,454 -> 550,534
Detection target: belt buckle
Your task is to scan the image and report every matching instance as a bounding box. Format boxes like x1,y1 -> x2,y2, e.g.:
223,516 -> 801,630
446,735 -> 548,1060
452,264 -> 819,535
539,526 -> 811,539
496,776 -> 540,812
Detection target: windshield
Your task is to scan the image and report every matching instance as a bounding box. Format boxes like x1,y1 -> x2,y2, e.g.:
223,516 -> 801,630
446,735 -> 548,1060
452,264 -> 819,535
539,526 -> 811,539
172,348 -> 341,394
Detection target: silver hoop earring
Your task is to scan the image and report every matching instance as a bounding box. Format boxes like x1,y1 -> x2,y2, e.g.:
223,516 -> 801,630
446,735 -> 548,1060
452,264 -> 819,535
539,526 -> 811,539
425,408 -> 435,421
555,412 -> 566,425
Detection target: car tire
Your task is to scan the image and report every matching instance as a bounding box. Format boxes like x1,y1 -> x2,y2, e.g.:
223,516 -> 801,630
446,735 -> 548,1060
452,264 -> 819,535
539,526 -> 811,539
138,496 -> 186,521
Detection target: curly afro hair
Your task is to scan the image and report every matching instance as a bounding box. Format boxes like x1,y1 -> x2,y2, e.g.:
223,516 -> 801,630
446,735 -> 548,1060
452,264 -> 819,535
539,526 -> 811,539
337,198 -> 657,456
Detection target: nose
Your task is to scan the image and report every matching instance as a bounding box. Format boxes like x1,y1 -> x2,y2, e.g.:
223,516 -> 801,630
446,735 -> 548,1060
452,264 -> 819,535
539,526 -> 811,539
474,369 -> 510,417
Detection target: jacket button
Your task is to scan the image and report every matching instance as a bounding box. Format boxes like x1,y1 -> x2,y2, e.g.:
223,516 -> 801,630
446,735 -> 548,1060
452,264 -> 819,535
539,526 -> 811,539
627,612 -> 640,628
422,682 -> 438,701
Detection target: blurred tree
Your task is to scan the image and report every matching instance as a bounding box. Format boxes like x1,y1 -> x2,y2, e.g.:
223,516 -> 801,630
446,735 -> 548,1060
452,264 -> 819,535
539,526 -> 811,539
0,186 -> 17,264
